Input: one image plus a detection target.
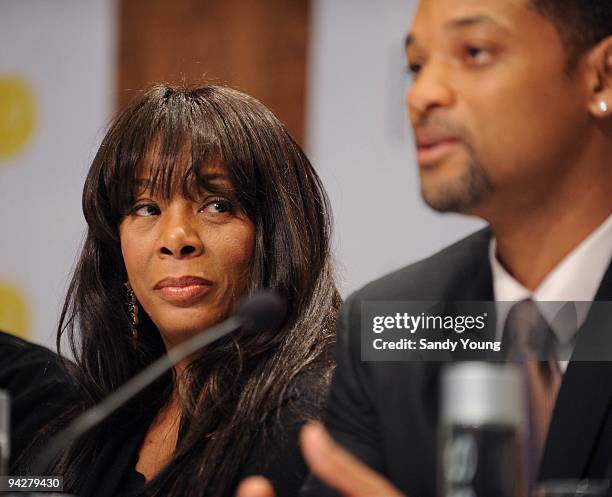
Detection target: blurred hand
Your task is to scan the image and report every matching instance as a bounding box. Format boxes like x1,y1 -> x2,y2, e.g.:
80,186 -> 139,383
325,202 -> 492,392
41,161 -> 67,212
237,476 -> 275,497
236,422 -> 406,497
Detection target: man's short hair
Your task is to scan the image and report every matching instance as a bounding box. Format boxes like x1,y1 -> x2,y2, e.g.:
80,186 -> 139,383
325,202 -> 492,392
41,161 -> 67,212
531,0 -> 612,70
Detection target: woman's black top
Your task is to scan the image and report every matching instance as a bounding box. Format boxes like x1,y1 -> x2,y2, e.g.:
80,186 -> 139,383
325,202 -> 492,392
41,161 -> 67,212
1,330 -> 327,497
80,397 -> 316,497
72,393 -> 315,497
87,367 -> 326,497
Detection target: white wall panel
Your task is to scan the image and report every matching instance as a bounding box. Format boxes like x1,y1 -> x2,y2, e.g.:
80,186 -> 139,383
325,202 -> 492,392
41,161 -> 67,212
0,0 -> 116,345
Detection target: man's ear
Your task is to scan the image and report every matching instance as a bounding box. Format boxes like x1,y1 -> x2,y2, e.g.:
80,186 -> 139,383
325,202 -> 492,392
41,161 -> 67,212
586,36 -> 612,118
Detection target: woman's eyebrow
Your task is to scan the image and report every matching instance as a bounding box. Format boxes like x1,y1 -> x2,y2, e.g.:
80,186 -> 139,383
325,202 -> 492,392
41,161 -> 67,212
197,173 -> 235,191
133,179 -> 153,194
199,172 -> 229,182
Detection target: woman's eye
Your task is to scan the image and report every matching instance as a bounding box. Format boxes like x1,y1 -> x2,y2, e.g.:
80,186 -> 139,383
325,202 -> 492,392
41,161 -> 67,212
201,199 -> 233,215
131,203 -> 160,217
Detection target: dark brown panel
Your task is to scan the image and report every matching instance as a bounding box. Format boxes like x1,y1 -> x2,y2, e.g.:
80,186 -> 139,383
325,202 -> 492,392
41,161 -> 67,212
118,0 -> 309,145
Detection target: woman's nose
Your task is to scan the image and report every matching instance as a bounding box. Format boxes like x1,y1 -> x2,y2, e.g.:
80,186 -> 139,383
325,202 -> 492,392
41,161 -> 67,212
158,210 -> 204,258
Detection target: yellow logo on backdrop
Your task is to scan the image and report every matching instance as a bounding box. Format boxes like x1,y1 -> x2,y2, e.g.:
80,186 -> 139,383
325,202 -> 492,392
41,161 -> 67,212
0,283 -> 29,339
0,77 -> 37,159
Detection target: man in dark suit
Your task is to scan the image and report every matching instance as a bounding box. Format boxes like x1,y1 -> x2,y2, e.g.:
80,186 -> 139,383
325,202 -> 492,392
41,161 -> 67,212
239,0 -> 612,496
0,330 -> 75,471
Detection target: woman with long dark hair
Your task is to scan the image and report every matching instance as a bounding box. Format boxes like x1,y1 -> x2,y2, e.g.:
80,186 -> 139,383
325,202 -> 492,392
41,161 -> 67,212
21,84 -> 339,497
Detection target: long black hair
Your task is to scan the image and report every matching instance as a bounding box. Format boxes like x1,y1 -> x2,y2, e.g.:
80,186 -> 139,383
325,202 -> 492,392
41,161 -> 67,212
41,84 -> 339,497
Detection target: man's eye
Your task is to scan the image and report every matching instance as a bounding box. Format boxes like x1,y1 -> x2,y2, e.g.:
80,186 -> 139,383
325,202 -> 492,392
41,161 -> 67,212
464,46 -> 492,64
407,62 -> 423,76
131,203 -> 160,217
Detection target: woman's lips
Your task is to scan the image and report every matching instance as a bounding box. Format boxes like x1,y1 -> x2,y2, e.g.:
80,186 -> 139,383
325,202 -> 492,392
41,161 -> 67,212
416,138 -> 461,166
154,276 -> 213,303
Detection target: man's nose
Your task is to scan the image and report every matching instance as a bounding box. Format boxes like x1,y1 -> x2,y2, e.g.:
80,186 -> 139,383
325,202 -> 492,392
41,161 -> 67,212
158,210 -> 204,258
406,60 -> 454,121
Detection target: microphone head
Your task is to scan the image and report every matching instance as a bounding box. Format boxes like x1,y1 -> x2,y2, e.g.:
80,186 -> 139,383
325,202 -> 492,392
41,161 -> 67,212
441,362 -> 524,428
236,289 -> 287,334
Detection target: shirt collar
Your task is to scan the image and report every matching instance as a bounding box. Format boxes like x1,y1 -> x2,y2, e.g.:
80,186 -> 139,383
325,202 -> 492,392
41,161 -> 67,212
490,214 -> 612,343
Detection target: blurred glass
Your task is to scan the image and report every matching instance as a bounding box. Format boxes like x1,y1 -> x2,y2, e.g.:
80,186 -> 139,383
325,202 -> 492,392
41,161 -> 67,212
440,363 -> 526,497
0,390 -> 9,476
535,480 -> 610,497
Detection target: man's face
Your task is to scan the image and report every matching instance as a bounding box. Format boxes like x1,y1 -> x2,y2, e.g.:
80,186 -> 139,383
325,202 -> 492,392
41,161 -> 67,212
406,0 -> 591,216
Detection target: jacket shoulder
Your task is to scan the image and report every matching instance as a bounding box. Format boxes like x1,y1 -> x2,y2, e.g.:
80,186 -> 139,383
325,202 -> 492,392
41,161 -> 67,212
354,228 -> 492,302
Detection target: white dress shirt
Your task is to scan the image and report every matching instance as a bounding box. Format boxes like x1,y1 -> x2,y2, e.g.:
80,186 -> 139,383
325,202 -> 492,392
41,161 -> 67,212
489,214 -> 612,371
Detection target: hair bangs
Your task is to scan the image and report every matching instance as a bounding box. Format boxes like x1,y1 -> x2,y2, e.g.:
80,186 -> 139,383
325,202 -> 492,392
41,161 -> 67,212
188,90 -> 261,218
104,88 -> 233,225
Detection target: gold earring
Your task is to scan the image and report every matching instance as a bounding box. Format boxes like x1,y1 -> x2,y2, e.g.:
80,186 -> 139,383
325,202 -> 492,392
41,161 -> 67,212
124,282 -> 139,339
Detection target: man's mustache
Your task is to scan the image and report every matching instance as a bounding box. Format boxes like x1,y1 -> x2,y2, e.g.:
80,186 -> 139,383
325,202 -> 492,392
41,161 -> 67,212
412,115 -> 473,146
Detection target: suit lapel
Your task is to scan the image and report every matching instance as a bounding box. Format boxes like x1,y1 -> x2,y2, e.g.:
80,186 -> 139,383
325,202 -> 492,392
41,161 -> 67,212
446,229 -> 494,302
540,260 -> 612,479
448,234 -> 495,361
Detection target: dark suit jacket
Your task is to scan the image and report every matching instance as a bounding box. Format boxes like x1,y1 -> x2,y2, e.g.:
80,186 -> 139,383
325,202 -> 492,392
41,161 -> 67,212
302,228 -> 612,497
0,331 -> 77,470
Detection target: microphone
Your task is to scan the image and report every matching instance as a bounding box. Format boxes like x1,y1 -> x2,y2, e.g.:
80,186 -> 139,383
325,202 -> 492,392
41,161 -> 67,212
237,290 -> 286,334
440,362 -> 525,497
31,289 -> 286,476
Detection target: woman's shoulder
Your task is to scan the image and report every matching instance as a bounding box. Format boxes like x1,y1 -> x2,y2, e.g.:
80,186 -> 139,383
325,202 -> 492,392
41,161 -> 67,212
284,360 -> 334,412
238,360 -> 335,496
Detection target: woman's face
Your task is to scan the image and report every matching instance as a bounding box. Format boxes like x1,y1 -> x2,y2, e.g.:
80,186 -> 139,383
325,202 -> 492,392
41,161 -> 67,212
118,164 -> 255,350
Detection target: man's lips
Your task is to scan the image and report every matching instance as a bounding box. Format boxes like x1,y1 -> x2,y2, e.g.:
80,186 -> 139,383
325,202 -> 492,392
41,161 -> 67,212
416,136 -> 461,166
154,276 -> 213,302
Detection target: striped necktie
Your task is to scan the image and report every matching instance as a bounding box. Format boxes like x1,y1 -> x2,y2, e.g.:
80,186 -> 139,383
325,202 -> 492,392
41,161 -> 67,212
503,299 -> 562,493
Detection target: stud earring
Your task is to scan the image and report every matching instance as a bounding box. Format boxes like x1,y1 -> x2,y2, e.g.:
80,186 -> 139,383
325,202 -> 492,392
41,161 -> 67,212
599,101 -> 609,113
124,282 -> 139,339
